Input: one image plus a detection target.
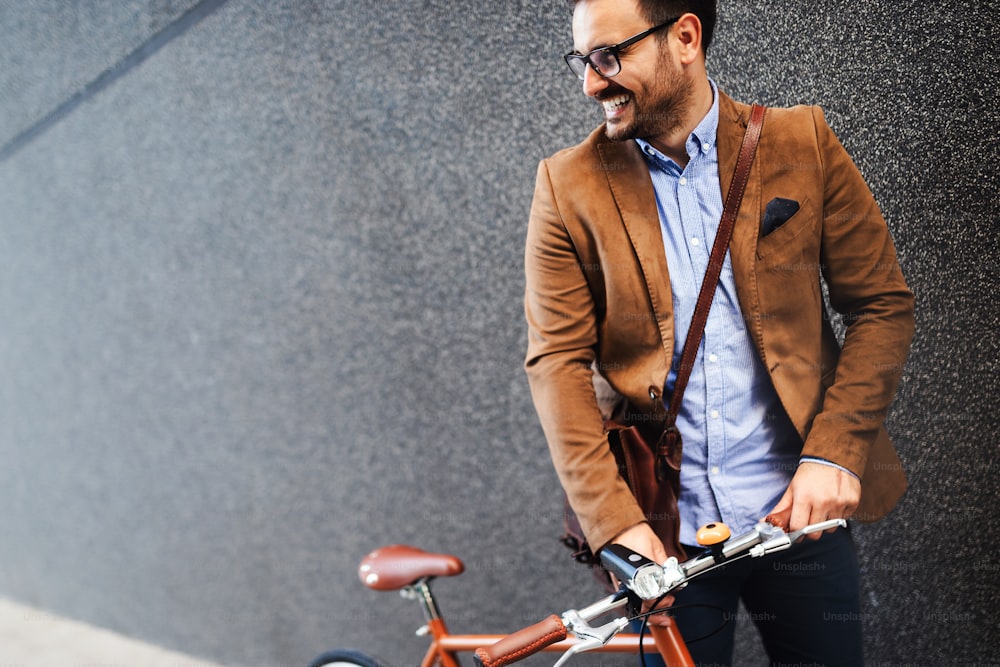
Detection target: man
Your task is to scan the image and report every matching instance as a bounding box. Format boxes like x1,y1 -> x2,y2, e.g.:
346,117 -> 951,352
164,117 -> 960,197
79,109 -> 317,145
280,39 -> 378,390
523,0 -> 914,664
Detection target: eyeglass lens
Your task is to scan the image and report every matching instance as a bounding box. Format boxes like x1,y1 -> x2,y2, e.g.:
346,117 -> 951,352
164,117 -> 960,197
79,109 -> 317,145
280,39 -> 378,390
569,49 -> 619,79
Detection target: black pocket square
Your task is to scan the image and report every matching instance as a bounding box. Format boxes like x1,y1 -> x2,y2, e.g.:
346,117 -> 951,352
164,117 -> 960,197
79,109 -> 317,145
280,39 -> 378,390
762,197 -> 800,237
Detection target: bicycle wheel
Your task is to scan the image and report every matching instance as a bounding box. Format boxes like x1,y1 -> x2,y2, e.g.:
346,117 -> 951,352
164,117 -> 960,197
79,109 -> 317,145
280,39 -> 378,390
308,648 -> 390,667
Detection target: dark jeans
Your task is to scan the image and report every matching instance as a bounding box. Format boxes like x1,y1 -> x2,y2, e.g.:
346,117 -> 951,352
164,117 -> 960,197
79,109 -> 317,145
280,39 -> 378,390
633,528 -> 862,667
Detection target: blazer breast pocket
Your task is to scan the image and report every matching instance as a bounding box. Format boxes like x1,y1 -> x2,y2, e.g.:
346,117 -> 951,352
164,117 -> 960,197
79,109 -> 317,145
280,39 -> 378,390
757,196 -> 814,257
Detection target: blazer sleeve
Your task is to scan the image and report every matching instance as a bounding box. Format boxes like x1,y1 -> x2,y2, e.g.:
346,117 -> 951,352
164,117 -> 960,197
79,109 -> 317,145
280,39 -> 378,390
801,107 -> 915,475
523,159 -> 647,551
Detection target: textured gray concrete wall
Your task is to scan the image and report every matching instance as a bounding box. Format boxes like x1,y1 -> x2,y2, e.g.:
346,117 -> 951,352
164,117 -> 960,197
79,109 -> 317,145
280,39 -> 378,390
0,1 -> 996,665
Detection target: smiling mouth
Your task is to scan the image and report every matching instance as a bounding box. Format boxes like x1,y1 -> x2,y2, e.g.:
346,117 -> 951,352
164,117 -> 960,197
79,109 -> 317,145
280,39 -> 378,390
601,94 -> 631,118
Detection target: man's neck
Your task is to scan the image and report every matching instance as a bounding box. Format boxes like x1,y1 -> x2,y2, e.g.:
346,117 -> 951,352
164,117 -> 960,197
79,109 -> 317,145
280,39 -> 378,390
644,76 -> 714,167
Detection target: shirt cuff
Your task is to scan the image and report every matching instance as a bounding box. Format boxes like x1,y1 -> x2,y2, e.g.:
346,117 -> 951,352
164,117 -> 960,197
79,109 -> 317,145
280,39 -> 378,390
799,456 -> 861,481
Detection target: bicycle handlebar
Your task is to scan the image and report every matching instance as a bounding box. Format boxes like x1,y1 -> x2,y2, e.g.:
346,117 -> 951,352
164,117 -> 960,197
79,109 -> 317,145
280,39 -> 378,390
475,519 -> 846,667
473,614 -> 568,667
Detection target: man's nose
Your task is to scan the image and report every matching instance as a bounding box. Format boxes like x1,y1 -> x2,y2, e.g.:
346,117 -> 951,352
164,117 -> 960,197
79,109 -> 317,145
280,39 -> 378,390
582,64 -> 610,97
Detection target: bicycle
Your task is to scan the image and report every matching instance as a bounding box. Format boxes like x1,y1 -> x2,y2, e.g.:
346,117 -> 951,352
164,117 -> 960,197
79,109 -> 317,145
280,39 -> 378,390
309,518 -> 847,667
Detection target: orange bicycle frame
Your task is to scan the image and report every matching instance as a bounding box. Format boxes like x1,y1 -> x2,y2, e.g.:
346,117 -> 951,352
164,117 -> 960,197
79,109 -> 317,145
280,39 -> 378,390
410,586 -> 694,667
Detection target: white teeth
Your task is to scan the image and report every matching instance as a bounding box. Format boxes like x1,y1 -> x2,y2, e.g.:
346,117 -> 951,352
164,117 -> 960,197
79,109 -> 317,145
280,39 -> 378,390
602,95 -> 630,112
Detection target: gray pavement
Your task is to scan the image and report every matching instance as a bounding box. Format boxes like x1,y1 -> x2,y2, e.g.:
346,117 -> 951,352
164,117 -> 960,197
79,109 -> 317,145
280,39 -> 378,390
0,597 -> 224,666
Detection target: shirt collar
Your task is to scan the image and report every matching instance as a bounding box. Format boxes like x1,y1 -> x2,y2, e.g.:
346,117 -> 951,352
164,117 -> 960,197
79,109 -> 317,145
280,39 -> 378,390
635,78 -> 719,168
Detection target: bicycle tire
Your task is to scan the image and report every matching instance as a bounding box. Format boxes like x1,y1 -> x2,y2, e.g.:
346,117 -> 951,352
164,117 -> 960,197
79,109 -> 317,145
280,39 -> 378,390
308,648 -> 390,667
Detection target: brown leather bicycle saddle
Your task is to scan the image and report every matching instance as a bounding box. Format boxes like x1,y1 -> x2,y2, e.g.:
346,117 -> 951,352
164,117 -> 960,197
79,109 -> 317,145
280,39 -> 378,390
358,544 -> 465,591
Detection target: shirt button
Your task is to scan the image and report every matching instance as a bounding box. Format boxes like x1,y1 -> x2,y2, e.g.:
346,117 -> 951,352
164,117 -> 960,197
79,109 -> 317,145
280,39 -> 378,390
703,143 -> 712,151
708,354 -> 718,363
710,409 -> 720,419
691,237 -> 700,246
711,466 -> 721,475
678,176 -> 688,186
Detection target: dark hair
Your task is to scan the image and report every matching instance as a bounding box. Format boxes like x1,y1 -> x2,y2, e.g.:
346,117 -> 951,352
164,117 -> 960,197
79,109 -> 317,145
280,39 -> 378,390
637,0 -> 716,52
570,0 -> 718,53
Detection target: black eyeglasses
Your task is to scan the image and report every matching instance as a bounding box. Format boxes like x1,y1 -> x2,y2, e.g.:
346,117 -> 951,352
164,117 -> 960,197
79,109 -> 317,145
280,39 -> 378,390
564,17 -> 680,80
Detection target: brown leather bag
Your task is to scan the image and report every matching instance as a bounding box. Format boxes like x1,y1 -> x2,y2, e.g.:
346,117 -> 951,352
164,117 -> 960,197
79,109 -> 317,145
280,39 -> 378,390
561,104 -> 768,575
559,419 -> 684,592
606,420 -> 685,557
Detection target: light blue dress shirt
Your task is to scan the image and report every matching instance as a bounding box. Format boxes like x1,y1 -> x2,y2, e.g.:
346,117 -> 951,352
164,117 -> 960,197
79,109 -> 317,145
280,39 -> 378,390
635,82 -> 802,545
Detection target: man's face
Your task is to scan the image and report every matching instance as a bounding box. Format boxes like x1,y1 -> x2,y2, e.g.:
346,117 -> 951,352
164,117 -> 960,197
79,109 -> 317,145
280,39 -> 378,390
571,0 -> 693,142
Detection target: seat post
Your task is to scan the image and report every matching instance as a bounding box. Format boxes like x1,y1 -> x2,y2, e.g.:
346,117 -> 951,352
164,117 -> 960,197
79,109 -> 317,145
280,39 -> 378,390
403,579 -> 444,623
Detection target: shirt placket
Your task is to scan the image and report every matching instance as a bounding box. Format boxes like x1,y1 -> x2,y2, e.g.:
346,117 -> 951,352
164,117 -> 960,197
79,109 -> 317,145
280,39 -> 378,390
677,145 -> 731,526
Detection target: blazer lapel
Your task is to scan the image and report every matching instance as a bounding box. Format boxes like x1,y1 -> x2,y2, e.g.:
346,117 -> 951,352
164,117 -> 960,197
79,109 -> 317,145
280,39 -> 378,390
596,135 -> 675,357
717,92 -> 765,352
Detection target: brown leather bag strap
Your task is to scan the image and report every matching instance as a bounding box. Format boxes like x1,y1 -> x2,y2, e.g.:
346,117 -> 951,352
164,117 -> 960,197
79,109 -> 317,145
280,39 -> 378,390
665,103 -> 767,425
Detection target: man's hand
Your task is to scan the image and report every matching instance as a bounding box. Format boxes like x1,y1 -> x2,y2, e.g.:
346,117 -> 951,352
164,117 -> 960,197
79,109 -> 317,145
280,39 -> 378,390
766,461 -> 861,538
610,523 -> 674,627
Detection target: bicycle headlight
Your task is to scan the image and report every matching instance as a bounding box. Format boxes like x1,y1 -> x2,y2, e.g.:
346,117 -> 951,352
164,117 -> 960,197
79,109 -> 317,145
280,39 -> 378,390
599,544 -> 665,600
629,563 -> 665,599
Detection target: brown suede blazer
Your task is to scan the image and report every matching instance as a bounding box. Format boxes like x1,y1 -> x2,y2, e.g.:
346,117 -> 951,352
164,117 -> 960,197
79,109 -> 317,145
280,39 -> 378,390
524,91 -> 915,551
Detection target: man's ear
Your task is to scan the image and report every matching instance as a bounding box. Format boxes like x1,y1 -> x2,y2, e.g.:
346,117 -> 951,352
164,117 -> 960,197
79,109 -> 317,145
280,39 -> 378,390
673,13 -> 703,65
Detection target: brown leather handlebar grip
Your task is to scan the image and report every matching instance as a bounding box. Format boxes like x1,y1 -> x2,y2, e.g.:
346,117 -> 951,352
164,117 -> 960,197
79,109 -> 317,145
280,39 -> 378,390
473,614 -> 568,667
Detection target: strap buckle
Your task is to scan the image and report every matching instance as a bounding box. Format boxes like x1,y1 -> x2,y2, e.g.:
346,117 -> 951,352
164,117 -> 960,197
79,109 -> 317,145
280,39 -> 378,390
655,425 -> 682,483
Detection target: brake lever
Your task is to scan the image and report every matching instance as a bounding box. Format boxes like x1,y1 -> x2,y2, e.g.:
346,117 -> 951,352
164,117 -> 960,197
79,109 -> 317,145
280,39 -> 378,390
751,519 -> 847,556
549,638 -> 602,667
787,518 -> 847,542
553,612 -> 630,667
